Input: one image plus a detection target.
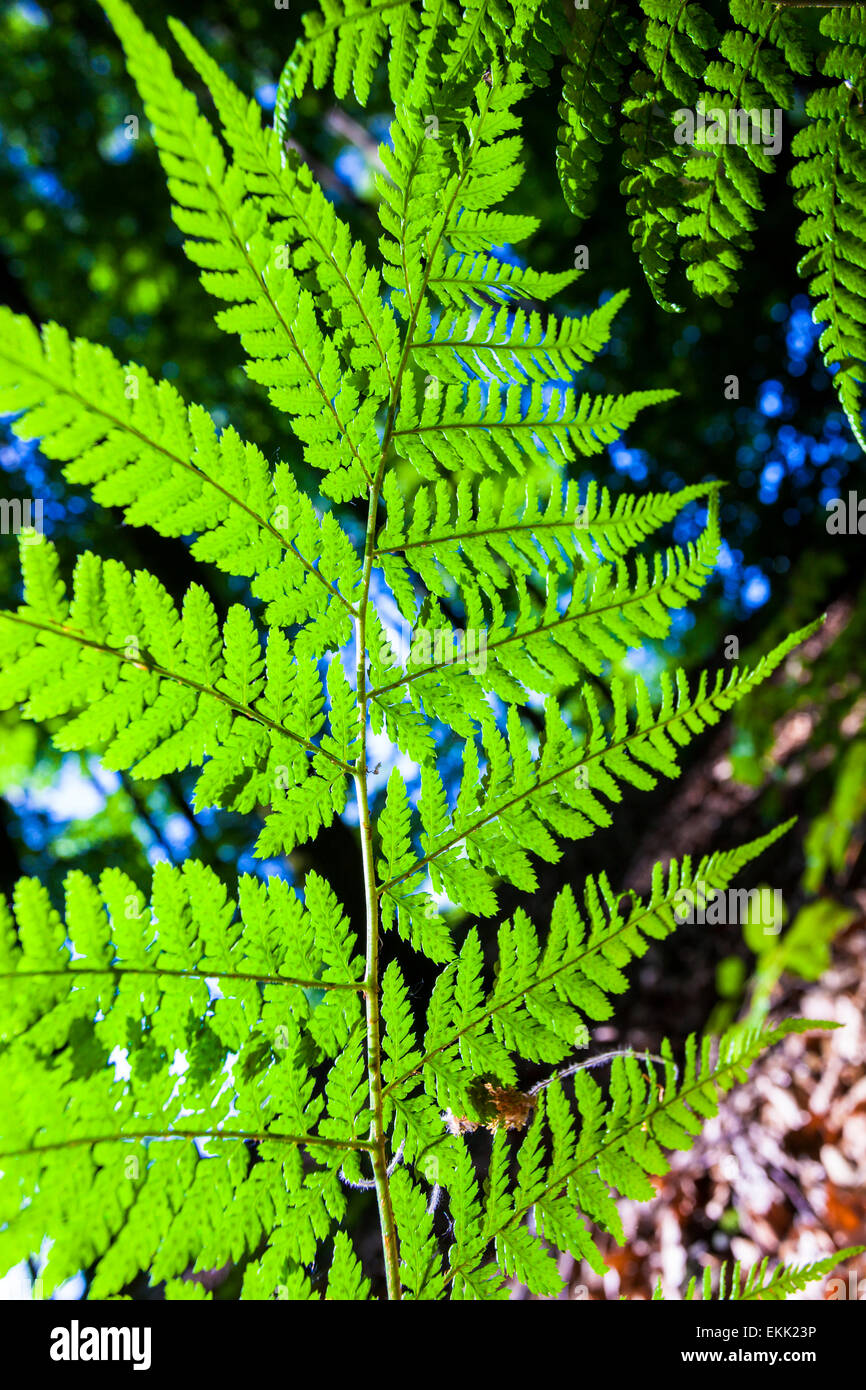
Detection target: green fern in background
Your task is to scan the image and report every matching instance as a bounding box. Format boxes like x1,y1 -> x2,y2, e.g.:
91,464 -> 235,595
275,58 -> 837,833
0,0 -> 856,1302
279,0 -> 866,448
557,1 -> 639,225
792,5 -> 866,451
621,0 -> 720,314
681,0 -> 810,304
720,547 -> 866,1033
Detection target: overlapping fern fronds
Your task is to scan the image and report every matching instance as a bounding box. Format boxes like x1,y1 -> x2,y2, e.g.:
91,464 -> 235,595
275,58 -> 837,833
680,0 -> 810,305
620,0 -> 720,314
279,0 -> 866,447
0,0 -> 847,1303
792,6 -> 866,451
273,0 -> 568,125
557,1 -> 639,224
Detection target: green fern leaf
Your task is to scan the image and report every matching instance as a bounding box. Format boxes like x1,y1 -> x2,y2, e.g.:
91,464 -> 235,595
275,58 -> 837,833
792,5 -> 866,450
679,0 -> 810,306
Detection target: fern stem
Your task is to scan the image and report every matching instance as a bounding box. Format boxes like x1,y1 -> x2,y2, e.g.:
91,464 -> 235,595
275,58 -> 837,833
0,966 -> 366,990
354,743 -> 402,1297
374,515 -> 589,556
356,478 -> 402,1300
0,1130 -> 376,1160
349,83 -> 503,1298
526,1049 -> 676,1095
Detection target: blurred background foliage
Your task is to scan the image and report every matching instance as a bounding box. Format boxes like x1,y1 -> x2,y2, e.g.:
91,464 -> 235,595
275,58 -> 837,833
0,0 -> 864,1297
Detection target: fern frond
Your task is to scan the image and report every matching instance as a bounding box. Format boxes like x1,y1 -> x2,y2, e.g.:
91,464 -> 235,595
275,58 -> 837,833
621,0 -> 720,312
410,291 -> 629,387
381,819 -> 798,1118
792,5 -> 866,450
276,0 -> 435,114
391,1166 -> 446,1299
376,621 -> 819,928
0,541 -> 353,852
0,310 -> 360,640
273,0 -> 546,119
0,862 -> 368,1296
442,1018 -> 836,1297
557,1 -> 639,221
679,0 -> 809,306
372,493 -> 721,719
391,378 -> 675,481
439,1139 -> 508,1299
378,68 -> 573,326
167,18 -> 401,388
103,0 -> 375,501
327,1232 -> 373,1300
0,862 -> 363,1058
376,475 -> 716,618
378,472 -> 717,619
0,0 -> 841,1301
425,249 -> 578,311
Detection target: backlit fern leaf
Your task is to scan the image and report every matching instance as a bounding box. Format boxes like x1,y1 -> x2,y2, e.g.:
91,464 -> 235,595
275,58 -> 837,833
411,291 -> 629,387
391,379 -> 675,480
379,820 -> 800,1122
375,625 -> 818,931
168,18 -> 402,386
506,1020 -> 827,1291
0,310 -> 361,641
371,493 -> 722,729
376,474 -> 716,618
678,0 -> 810,305
557,1 -> 639,221
0,539 -> 350,853
0,0 -> 848,1303
0,862 -> 365,1296
272,0 -> 564,122
266,0 -> 866,465
104,0 -> 377,502
327,1232 -> 373,1300
792,5 -> 866,450
423,1018 -> 835,1298
621,0 -> 720,312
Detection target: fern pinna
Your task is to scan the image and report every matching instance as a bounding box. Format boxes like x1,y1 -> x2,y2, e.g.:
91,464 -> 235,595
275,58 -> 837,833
0,0 -> 844,1302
